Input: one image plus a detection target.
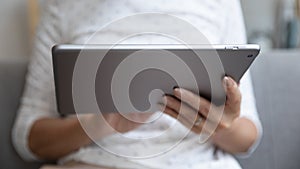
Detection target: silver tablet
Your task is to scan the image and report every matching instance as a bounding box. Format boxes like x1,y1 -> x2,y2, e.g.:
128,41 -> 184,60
52,44 -> 260,116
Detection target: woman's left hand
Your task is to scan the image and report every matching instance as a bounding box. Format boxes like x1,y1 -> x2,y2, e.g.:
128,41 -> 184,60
161,76 -> 241,134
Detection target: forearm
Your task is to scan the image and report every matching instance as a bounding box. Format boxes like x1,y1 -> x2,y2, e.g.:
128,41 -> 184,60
28,117 -> 92,160
211,117 -> 258,154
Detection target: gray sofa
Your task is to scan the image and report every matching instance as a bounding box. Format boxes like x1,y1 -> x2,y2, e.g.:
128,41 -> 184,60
1,50 -> 300,169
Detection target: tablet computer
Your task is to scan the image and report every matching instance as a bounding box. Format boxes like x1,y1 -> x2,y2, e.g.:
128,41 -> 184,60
52,44 -> 260,116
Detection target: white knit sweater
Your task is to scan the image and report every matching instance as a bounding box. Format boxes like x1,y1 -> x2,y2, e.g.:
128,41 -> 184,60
12,1 -> 262,168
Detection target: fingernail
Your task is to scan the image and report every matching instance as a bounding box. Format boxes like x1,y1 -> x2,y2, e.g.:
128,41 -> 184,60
173,86 -> 179,90
173,87 -> 180,93
224,77 -> 234,87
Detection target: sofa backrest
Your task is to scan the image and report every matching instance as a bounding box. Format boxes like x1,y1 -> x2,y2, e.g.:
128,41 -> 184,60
0,58 -> 42,169
240,50 -> 300,169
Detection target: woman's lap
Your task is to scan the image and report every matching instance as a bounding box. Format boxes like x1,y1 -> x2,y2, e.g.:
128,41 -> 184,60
40,161 -> 115,169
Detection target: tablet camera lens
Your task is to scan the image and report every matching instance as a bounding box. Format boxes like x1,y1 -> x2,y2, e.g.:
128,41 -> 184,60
247,54 -> 253,58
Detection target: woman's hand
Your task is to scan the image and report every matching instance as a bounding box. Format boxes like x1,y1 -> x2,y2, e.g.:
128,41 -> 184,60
161,76 -> 258,154
161,76 -> 241,134
79,112 -> 153,140
29,112 -> 153,160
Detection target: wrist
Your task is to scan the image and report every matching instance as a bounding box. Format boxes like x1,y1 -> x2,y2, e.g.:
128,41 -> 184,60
219,109 -> 240,130
77,114 -> 115,141
216,116 -> 240,133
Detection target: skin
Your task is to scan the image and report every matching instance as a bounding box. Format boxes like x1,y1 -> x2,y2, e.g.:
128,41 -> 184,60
161,76 -> 258,154
29,76 -> 258,160
29,113 -> 153,160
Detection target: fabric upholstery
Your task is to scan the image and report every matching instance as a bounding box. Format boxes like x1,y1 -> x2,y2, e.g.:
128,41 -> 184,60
0,58 -> 43,169
1,50 -> 300,169
239,50 -> 300,169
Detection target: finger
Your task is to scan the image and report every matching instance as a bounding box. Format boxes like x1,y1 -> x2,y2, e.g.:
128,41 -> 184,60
160,103 -> 227,135
159,104 -> 204,134
196,118 -> 223,135
173,88 -> 211,118
223,76 -> 241,107
163,95 -> 199,124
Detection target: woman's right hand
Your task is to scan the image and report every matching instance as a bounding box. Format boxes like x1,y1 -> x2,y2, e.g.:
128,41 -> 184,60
79,112 -> 153,141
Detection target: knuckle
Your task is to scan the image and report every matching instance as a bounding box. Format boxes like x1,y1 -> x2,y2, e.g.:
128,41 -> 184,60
200,106 -> 209,115
232,98 -> 241,105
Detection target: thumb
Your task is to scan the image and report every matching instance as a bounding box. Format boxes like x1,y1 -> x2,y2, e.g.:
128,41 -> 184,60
223,76 -> 241,107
